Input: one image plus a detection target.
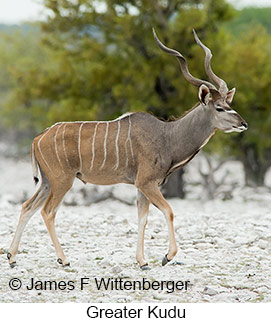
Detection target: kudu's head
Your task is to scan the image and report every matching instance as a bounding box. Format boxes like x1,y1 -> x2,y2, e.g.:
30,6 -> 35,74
153,28 -> 248,133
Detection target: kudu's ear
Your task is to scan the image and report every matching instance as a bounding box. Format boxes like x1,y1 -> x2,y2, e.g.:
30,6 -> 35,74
226,88 -> 236,104
198,84 -> 210,105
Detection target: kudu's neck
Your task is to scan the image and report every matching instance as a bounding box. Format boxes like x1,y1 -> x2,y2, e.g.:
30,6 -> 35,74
167,103 -> 216,164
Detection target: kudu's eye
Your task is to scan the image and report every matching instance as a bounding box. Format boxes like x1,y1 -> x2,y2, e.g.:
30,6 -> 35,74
216,108 -> 224,112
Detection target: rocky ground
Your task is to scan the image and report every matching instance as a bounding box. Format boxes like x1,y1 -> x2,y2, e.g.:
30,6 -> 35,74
0,155 -> 271,303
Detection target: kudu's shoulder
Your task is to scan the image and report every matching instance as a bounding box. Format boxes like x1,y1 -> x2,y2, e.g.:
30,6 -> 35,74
128,111 -> 166,126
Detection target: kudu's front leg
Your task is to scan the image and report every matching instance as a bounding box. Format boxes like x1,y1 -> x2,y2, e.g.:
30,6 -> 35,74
136,190 -> 150,270
137,183 -> 178,266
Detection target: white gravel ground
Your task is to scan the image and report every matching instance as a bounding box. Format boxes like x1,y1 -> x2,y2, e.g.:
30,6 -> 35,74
0,155 -> 271,303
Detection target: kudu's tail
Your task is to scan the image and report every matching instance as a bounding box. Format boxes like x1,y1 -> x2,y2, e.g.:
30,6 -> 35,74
31,142 -> 40,185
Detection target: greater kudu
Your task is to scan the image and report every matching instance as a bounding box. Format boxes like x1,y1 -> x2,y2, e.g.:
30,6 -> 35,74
7,29 -> 247,269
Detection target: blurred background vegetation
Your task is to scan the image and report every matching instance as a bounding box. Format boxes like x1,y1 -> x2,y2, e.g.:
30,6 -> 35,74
0,0 -> 271,197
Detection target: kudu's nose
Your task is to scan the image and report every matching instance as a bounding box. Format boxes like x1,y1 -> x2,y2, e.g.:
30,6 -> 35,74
241,121 -> 248,129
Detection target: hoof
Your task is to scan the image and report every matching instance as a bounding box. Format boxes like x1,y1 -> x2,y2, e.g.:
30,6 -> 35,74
140,264 -> 150,271
10,261 -> 16,268
57,258 -> 70,267
7,253 -> 16,268
57,258 -> 63,265
162,254 -> 170,266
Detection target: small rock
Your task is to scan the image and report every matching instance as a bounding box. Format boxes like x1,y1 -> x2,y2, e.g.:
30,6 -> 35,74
170,261 -> 185,266
258,240 -> 268,250
203,287 -> 218,296
257,286 -> 269,294
112,265 -> 122,274
246,273 -> 255,279
205,229 -> 217,238
195,243 -> 212,250
0,248 -> 7,254
153,293 -> 167,301
99,259 -> 110,267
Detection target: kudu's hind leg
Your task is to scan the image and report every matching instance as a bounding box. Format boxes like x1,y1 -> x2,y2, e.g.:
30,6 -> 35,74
41,180 -> 73,266
136,190 -> 150,270
8,184 -> 49,267
139,183 -> 178,266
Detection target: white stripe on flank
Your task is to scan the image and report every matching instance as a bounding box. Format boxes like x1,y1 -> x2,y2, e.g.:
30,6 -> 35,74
54,123 -> 65,173
124,138 -> 129,168
100,122 -> 109,169
78,122 -> 85,171
90,122 -> 99,171
125,115 -> 134,167
113,120 -> 121,170
62,123 -> 71,167
38,126 -> 54,174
